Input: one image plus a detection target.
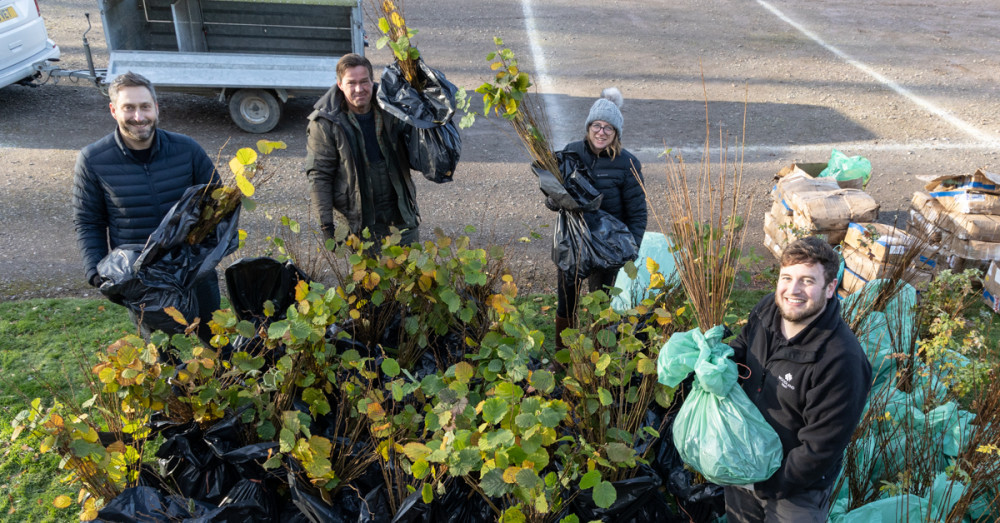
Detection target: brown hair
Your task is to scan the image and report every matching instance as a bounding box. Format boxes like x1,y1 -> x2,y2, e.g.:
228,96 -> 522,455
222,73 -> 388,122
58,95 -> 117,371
780,236 -> 839,286
336,53 -> 374,83
108,71 -> 156,104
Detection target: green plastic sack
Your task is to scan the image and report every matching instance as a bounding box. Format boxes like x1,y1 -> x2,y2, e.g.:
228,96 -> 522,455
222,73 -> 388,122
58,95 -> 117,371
831,473 -> 966,522
657,326 -> 783,485
819,149 -> 872,186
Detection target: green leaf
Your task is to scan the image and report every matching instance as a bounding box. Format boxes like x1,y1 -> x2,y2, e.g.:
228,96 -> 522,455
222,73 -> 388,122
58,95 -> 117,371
236,320 -> 257,339
257,421 -> 276,440
515,468 -> 540,490
596,329 -> 616,348
440,288 -> 461,313
598,388 -> 613,406
495,382 -> 524,402
579,469 -> 601,489
381,358 -> 401,377
528,370 -> 555,394
605,442 -> 635,464
411,458 -> 429,479
422,483 -> 434,504
482,397 -> 509,424
514,412 -> 537,429
279,428 -> 296,452
378,17 -> 389,34
593,480 -> 617,508
402,442 -> 432,461
450,448 -> 482,476
624,261 -> 638,280
537,404 -> 567,428
453,361 -> 474,384
479,429 -> 514,451
480,468 -> 508,498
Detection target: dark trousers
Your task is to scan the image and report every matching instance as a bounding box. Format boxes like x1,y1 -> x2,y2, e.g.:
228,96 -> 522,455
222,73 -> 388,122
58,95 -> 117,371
724,483 -> 834,523
556,267 -> 618,319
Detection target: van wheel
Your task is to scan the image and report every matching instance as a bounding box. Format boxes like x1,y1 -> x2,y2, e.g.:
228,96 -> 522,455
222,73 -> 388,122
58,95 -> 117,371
229,89 -> 282,133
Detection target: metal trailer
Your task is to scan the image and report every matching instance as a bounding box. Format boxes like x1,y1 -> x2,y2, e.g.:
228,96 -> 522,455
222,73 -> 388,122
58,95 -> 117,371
43,0 -> 364,133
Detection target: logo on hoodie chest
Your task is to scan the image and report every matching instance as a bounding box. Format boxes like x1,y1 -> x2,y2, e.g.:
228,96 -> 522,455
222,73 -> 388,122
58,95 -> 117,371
777,372 -> 796,390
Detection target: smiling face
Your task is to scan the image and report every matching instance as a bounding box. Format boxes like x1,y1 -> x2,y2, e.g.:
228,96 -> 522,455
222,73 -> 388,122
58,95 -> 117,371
109,85 -> 158,150
586,120 -> 616,153
774,261 -> 837,337
337,65 -> 374,114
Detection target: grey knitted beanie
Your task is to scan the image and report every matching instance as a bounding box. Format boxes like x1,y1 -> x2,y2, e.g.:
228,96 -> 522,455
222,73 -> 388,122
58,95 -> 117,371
585,87 -> 624,136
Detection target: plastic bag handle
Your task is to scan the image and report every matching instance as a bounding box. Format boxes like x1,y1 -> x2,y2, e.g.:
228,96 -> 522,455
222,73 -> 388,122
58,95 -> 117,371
737,362 -> 752,380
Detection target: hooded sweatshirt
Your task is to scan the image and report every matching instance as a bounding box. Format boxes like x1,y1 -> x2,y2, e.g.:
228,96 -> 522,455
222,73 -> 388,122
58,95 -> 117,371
729,294 -> 872,500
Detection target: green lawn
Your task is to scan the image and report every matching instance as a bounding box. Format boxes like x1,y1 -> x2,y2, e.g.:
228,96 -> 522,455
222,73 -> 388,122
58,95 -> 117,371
0,299 -> 133,522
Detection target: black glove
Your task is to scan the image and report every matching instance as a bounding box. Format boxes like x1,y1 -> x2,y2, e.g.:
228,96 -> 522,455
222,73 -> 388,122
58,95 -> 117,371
89,274 -> 104,287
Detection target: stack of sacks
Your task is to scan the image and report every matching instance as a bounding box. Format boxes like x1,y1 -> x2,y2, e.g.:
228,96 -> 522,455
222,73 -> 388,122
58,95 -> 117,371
764,164 -> 879,259
984,262 -> 1000,313
908,169 -> 1000,273
839,222 -> 933,295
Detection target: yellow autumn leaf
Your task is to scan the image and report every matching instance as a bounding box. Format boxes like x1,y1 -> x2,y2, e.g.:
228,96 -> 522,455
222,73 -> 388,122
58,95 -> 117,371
81,497 -> 99,521
645,257 -> 660,274
163,306 -> 188,326
228,156 -> 246,177
390,11 -> 404,29
235,172 -> 255,197
235,147 -> 257,166
502,466 -> 521,484
256,139 -> 287,154
295,280 -> 309,302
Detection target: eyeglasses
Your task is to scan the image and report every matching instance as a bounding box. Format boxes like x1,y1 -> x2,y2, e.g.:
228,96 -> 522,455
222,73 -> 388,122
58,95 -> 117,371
589,123 -> 616,135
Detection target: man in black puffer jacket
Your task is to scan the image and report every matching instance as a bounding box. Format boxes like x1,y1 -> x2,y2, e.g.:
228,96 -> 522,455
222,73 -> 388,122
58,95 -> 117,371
725,237 -> 872,522
72,72 -> 219,338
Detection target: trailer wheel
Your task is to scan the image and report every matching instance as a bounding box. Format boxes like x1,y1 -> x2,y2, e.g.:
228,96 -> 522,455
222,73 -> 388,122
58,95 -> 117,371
229,89 -> 282,133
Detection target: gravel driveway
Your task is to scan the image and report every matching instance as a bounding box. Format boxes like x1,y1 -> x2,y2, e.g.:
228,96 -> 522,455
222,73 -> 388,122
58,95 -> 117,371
2,0 -> 999,301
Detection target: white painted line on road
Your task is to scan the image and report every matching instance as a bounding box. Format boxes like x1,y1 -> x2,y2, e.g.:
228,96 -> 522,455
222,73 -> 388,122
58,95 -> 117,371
756,0 -> 998,144
521,0 -> 569,147
632,140 -> 1000,159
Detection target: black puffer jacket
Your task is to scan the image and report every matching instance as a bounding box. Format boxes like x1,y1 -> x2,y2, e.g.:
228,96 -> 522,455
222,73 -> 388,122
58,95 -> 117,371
730,294 -> 872,500
305,84 -> 416,240
72,129 -> 217,283
562,140 -> 647,246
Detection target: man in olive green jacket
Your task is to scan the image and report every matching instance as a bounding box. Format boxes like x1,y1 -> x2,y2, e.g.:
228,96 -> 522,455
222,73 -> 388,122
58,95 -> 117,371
306,53 -> 419,247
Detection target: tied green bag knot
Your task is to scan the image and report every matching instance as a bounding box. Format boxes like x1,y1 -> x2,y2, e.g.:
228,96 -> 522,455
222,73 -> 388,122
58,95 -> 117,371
656,325 -> 784,485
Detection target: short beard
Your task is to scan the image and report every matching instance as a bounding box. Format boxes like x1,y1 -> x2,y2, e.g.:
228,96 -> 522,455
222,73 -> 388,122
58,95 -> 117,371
775,294 -> 827,323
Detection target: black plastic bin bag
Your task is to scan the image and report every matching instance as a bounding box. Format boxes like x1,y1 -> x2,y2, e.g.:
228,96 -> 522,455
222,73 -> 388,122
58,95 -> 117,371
376,58 -> 461,183
97,184 -> 240,335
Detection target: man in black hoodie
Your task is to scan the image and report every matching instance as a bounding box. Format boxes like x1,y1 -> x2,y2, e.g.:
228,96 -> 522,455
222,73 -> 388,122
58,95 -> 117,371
725,236 -> 872,522
306,53 -> 419,248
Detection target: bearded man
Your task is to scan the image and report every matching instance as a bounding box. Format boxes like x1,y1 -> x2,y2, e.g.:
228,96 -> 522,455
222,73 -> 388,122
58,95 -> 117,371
724,236 -> 872,522
72,71 -> 219,339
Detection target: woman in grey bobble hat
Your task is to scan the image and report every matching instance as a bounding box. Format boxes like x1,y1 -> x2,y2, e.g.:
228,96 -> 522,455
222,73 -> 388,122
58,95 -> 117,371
551,87 -> 647,345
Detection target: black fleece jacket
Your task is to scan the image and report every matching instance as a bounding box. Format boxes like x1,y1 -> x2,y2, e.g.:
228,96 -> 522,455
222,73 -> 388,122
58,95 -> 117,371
729,294 -> 872,499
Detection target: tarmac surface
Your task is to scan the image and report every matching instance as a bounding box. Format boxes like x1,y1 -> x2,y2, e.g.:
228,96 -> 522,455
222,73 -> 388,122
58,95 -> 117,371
2,0 -> 999,301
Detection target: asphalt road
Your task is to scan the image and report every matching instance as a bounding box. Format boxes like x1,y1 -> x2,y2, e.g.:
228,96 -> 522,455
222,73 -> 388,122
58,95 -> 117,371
2,0 -> 999,301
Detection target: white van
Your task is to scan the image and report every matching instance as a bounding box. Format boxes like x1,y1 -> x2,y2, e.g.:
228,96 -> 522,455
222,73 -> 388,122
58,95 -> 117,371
0,0 -> 59,89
